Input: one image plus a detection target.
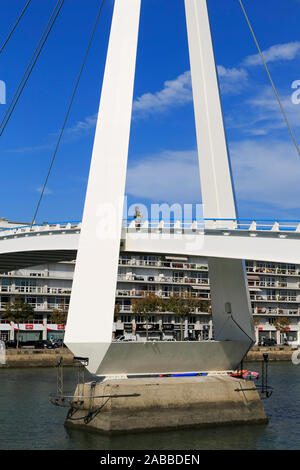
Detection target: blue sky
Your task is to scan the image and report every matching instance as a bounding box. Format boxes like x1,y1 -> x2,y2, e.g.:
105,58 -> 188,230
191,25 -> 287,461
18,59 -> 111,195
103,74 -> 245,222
0,0 -> 300,223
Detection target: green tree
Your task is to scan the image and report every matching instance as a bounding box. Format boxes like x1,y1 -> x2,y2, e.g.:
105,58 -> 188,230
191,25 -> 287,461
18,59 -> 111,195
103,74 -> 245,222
132,293 -> 162,341
2,296 -> 34,349
166,293 -> 201,341
273,317 -> 290,334
50,306 -> 68,326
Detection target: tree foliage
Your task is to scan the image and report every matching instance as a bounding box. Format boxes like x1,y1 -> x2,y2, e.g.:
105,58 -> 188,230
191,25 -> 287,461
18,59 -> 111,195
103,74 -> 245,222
132,293 -> 162,340
273,316 -> 290,332
50,305 -> 68,325
165,293 -> 200,340
2,296 -> 34,324
2,296 -> 34,349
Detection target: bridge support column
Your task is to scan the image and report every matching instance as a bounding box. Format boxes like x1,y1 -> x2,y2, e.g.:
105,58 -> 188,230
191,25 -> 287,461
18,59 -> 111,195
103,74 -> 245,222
208,258 -> 255,344
185,0 -> 255,347
64,0 -> 142,374
184,0 -> 236,218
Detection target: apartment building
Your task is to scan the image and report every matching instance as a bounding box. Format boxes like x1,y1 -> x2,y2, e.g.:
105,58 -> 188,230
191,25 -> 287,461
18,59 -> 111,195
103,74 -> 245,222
0,261 -> 73,343
0,252 -> 299,345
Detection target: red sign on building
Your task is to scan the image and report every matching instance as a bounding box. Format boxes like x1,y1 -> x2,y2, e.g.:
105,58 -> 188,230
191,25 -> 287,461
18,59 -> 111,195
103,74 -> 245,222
57,325 -> 65,330
25,325 -> 33,330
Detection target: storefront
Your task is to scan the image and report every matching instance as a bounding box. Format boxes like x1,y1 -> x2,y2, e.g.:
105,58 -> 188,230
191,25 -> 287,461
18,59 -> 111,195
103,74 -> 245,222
124,323 -> 133,334
281,329 -> 299,344
47,324 -> 65,341
136,323 -> 161,339
258,329 -> 267,342
162,324 -> 174,339
16,324 -> 43,342
0,323 -> 11,342
199,325 -> 210,340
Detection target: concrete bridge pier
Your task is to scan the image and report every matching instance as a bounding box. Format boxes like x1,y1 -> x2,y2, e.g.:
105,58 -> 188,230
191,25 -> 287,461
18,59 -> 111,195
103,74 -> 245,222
64,376 -> 268,434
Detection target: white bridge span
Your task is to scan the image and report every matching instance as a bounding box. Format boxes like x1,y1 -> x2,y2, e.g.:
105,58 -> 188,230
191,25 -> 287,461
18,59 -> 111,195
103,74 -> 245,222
0,219 -> 300,273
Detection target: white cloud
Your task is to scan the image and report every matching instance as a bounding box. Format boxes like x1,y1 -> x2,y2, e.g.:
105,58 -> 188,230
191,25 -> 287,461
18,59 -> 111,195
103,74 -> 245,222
245,87 -> 300,134
229,139 -> 300,210
36,186 -> 53,196
126,150 -> 200,203
133,66 -> 249,118
5,143 -> 54,154
5,113 -> 98,154
217,66 -> 248,94
64,113 -> 97,139
133,71 -> 193,117
223,86 -> 300,139
243,42 -> 300,67
131,41 -> 300,118
125,139 -> 300,212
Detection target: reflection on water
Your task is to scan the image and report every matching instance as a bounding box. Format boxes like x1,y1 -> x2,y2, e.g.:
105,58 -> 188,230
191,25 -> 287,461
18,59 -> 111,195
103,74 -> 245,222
0,362 -> 299,450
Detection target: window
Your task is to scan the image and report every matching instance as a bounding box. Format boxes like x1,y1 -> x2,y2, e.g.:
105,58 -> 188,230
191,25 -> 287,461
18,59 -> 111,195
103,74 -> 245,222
120,315 -> 132,323
16,279 -> 37,288
163,315 -> 172,323
287,332 -> 297,342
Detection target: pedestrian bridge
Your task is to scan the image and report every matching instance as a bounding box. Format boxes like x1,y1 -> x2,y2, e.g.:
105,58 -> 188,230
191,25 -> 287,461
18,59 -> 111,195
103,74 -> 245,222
1,218 -> 300,272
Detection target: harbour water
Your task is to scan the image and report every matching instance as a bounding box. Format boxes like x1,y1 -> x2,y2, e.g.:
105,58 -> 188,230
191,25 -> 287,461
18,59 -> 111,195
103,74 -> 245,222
0,362 -> 299,450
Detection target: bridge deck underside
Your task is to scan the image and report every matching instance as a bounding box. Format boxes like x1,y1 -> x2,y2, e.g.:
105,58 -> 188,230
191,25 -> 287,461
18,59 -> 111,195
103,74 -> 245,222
0,250 -> 77,273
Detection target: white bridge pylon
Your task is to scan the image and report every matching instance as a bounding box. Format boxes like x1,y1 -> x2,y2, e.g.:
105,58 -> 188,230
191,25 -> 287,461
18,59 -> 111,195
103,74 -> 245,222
63,0 -> 257,376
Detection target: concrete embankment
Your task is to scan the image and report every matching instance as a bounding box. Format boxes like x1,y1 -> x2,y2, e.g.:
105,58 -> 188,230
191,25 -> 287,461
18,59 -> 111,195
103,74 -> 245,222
0,348 -> 74,368
245,346 -> 297,362
65,375 -> 268,433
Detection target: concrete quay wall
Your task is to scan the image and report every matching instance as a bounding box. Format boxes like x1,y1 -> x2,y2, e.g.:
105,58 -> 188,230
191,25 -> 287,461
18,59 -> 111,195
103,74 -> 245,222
0,348 -> 74,368
245,346 -> 297,362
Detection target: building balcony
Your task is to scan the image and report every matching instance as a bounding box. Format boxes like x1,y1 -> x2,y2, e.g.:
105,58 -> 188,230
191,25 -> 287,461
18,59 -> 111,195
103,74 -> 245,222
247,267 -> 298,276
251,294 -> 298,302
0,286 -> 12,293
14,287 -> 43,294
254,306 -> 300,316
47,288 -> 71,295
117,274 -> 209,285
0,271 -> 74,280
248,280 -> 289,288
118,258 -> 208,271
0,286 -> 72,295
116,289 -> 209,300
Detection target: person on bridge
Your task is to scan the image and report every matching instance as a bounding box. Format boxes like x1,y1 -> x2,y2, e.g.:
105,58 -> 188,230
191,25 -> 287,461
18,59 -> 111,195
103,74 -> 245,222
134,206 -> 143,228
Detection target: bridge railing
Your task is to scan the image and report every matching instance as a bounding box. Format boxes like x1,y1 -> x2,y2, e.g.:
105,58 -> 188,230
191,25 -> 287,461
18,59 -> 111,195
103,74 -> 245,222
123,218 -> 300,232
1,218 -> 300,237
0,221 -> 82,237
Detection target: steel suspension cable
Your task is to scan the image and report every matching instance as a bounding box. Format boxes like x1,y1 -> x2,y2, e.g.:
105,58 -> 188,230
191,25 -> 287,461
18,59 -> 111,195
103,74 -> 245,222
0,0 -> 65,137
238,0 -> 300,157
32,0 -> 106,224
0,0 -> 32,55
